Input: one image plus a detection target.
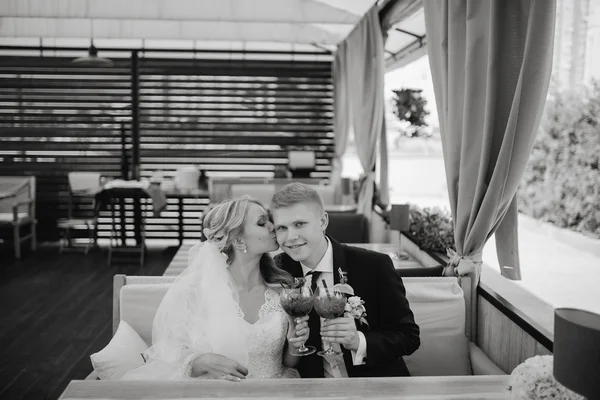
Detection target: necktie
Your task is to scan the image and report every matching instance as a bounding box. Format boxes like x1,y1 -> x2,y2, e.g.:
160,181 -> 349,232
305,270 -> 322,294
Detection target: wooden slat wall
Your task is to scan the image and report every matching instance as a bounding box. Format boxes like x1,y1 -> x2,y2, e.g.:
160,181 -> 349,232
0,56 -> 131,241
0,53 -> 334,242
138,57 -> 333,240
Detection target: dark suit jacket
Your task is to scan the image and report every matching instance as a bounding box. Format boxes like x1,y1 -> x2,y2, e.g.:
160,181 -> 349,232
275,236 -> 420,378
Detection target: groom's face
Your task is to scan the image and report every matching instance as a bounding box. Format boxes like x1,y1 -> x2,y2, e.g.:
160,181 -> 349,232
272,201 -> 328,268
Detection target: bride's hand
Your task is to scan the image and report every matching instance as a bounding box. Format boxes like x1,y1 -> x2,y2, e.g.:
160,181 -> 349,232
191,353 -> 248,381
286,315 -> 310,350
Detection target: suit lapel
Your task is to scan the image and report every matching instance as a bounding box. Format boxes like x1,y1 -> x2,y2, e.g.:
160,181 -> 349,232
328,236 -> 355,375
330,236 -> 348,286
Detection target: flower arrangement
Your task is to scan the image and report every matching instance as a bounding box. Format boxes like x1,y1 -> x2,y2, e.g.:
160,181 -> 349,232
334,268 -> 369,327
508,355 -> 584,400
344,296 -> 369,327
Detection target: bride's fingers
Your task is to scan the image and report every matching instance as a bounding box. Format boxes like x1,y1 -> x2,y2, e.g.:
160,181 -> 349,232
295,326 -> 309,335
289,336 -> 309,347
216,364 -> 247,379
221,375 -> 242,382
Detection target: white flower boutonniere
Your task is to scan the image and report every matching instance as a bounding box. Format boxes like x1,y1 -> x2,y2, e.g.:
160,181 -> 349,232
344,296 -> 369,327
334,268 -> 369,326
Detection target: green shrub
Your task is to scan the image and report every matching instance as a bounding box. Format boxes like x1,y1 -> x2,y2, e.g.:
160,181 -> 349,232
518,82 -> 600,239
408,205 -> 455,253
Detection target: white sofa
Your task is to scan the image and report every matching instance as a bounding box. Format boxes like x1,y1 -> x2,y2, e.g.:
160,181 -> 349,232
88,274 -> 505,380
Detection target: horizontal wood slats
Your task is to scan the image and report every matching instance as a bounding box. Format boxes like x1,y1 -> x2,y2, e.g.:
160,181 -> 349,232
0,53 -> 334,242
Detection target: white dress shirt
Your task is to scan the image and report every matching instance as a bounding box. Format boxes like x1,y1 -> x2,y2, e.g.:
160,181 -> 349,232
300,237 -> 367,377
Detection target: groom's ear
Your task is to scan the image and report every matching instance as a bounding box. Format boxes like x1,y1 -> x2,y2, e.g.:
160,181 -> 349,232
320,211 -> 329,232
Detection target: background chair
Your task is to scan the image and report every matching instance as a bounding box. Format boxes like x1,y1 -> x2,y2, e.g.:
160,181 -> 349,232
326,212 -> 369,243
57,172 -> 102,254
0,176 -> 37,259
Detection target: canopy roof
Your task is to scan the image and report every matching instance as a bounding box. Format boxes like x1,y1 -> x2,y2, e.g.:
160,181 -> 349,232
0,0 -> 426,68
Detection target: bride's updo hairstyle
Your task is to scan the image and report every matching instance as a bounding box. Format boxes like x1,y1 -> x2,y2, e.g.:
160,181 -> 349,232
202,196 -> 250,259
202,196 -> 293,287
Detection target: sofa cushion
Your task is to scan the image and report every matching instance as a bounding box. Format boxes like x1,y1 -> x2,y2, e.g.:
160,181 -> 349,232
403,277 -> 472,376
119,283 -> 170,346
90,320 -> 148,380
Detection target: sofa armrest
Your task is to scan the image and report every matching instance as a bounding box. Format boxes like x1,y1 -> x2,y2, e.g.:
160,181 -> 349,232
85,370 -> 100,380
468,342 -> 507,375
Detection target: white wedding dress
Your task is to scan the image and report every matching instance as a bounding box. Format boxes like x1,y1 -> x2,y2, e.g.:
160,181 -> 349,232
234,289 -> 288,379
121,242 -> 290,381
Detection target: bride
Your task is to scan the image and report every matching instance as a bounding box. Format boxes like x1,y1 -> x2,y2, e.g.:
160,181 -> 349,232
122,196 -> 309,381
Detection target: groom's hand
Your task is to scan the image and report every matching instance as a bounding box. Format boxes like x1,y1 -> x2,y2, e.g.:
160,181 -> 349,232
321,317 -> 360,351
191,353 -> 248,381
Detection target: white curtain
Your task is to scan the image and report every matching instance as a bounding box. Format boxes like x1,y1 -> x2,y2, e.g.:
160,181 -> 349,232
424,0 -> 556,280
333,5 -> 387,216
332,41 -> 351,205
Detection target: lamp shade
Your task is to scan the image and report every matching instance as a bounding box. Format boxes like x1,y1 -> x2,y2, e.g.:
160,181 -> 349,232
553,308 -> 600,399
72,43 -> 114,67
390,204 -> 410,232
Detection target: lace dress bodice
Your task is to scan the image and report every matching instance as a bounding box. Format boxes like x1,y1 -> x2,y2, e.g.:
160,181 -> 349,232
234,289 -> 288,379
121,288 -> 289,381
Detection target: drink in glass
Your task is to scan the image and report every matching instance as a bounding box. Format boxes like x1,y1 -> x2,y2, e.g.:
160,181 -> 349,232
280,284 -> 316,356
313,286 -> 346,356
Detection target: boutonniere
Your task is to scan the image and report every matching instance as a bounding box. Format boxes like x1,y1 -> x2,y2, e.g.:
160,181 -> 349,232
345,296 -> 369,327
333,268 -> 369,327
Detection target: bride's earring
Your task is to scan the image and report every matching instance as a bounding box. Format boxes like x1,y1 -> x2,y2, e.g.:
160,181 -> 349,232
236,240 -> 248,253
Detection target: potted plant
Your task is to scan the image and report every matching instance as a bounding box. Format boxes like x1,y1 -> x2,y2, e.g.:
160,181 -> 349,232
392,204 -> 455,267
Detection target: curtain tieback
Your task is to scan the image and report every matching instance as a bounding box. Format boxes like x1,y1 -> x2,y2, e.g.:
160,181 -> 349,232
444,249 -> 483,277
358,171 -> 375,187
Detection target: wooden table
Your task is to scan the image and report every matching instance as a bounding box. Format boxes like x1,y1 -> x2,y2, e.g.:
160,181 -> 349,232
163,243 -> 422,277
59,376 -> 510,399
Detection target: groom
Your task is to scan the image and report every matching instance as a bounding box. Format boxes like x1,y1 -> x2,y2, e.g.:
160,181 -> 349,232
270,183 -> 420,378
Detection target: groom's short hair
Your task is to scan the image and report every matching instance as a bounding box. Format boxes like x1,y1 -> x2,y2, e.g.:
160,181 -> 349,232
270,182 -> 324,213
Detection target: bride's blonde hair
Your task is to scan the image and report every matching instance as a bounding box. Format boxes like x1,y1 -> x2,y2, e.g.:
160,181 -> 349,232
202,196 -> 293,287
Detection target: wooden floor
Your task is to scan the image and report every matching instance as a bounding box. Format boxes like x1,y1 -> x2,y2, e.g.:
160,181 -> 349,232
0,243 -> 177,400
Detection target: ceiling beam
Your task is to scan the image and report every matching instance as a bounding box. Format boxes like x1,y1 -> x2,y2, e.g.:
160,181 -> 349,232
385,36 -> 427,72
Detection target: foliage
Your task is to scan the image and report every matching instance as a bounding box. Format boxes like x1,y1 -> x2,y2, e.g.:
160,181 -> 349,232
391,88 -> 430,138
518,82 -> 600,239
407,204 -> 455,253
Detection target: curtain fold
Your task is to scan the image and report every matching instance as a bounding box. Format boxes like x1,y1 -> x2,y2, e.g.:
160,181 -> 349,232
332,6 -> 387,217
332,41 -> 351,205
380,0 -> 424,33
424,0 -> 556,280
